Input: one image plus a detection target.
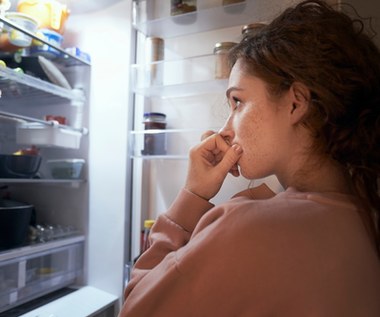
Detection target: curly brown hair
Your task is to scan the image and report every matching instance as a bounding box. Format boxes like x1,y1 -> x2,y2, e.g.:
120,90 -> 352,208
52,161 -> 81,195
229,0 -> 380,252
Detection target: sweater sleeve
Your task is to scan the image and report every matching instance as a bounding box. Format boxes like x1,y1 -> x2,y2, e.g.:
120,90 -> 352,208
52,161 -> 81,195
122,188 -> 214,305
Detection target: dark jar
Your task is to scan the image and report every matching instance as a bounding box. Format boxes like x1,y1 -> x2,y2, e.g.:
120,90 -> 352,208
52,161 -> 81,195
142,112 -> 167,155
171,0 -> 197,16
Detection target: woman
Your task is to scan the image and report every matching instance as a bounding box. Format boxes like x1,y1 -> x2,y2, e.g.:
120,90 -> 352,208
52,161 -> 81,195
120,1 -> 380,316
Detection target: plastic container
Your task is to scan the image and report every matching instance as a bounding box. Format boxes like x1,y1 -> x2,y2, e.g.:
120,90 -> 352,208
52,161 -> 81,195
29,28 -> 63,58
17,0 -> 70,34
2,12 -> 38,48
16,123 -> 82,149
141,112 -> 167,155
47,159 -> 85,179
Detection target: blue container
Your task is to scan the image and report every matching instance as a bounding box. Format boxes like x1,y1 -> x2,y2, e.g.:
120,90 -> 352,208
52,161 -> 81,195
28,28 -> 63,58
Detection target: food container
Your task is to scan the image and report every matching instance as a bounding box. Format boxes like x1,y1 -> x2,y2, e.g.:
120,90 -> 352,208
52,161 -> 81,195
29,28 -> 63,57
0,154 -> 41,178
0,199 -> 34,250
47,159 -> 85,179
145,37 -> 164,85
16,123 -> 82,149
214,42 -> 237,79
170,0 -> 197,16
242,22 -> 267,37
0,12 -> 38,51
17,0 -> 70,34
141,112 -> 167,155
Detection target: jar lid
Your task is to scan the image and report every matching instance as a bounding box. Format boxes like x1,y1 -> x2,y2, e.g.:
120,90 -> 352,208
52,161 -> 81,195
213,42 -> 237,53
146,37 -> 164,44
241,22 -> 267,35
144,219 -> 155,229
143,112 -> 166,122
144,112 -> 166,118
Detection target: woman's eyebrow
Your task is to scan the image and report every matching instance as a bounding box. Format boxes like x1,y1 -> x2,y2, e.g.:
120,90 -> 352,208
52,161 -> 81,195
226,87 -> 243,99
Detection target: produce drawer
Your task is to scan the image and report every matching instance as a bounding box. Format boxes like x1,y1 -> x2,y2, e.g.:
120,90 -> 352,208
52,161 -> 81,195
0,239 -> 84,313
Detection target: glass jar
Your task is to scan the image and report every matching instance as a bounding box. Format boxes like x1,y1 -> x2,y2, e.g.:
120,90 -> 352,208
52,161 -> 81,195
146,37 -> 164,85
170,0 -> 197,16
213,42 -> 237,79
223,0 -> 245,5
242,22 -> 267,37
142,112 -> 167,155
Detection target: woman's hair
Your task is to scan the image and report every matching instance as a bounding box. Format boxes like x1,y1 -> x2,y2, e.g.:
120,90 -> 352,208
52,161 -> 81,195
229,0 -> 380,252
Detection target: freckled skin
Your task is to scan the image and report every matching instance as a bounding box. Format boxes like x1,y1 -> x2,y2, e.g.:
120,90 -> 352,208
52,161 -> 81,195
220,59 -> 293,180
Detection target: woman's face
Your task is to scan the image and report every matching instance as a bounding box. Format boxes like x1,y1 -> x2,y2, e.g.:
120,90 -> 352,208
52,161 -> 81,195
220,59 -> 293,180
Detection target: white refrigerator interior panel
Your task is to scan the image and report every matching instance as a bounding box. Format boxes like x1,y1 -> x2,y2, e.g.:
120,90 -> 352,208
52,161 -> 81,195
63,0 -> 131,301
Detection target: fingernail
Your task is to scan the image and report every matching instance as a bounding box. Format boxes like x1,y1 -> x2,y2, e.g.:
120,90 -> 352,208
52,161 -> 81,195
233,144 -> 243,154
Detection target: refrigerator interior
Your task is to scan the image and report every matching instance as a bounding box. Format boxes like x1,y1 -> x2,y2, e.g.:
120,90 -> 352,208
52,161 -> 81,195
0,0 -> 378,315
0,0 -> 132,316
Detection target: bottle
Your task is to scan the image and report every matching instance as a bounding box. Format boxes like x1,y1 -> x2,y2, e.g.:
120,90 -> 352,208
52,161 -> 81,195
141,112 -> 167,155
141,219 -> 155,253
213,42 -> 237,79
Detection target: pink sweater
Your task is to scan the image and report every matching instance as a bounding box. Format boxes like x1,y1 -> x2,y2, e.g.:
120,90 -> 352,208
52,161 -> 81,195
119,185 -> 380,317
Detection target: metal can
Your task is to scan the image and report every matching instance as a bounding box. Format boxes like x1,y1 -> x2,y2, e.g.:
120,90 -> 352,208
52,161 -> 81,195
213,42 -> 237,79
142,112 -> 167,155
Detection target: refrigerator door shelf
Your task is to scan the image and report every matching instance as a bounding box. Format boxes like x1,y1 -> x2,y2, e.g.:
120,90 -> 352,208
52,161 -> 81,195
133,0 -> 296,38
130,128 -> 206,158
16,123 -> 83,149
131,54 -> 228,97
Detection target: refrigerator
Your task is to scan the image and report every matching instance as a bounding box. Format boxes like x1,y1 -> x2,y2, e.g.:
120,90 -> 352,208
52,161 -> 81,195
0,0 -> 378,316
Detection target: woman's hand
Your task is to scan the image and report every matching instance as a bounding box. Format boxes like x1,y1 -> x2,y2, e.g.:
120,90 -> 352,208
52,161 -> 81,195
184,131 -> 243,201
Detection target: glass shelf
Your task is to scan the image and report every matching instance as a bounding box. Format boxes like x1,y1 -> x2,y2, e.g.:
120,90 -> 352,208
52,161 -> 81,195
0,66 -> 85,106
131,54 -> 229,97
130,128 -> 204,158
0,16 -> 91,67
0,179 -> 85,185
0,235 -> 85,261
132,154 -> 188,160
133,0 -> 294,38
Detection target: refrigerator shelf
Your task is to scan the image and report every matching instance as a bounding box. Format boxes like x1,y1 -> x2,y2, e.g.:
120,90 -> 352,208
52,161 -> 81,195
0,179 -> 85,185
0,16 -> 91,67
133,0 -> 283,38
0,66 -> 85,106
132,154 -> 188,160
130,128 -> 203,157
131,54 -> 228,97
0,235 -> 85,262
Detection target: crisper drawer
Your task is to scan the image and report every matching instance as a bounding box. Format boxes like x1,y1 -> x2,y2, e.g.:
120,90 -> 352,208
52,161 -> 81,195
0,240 -> 84,313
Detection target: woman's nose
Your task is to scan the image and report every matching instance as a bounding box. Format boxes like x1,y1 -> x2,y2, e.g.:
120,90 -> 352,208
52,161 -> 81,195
218,118 -> 234,145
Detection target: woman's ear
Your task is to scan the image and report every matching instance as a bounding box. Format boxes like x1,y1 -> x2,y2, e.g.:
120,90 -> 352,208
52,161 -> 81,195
288,82 -> 310,125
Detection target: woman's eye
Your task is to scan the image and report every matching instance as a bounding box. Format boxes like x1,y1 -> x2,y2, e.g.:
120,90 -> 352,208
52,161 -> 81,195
232,96 -> 242,109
